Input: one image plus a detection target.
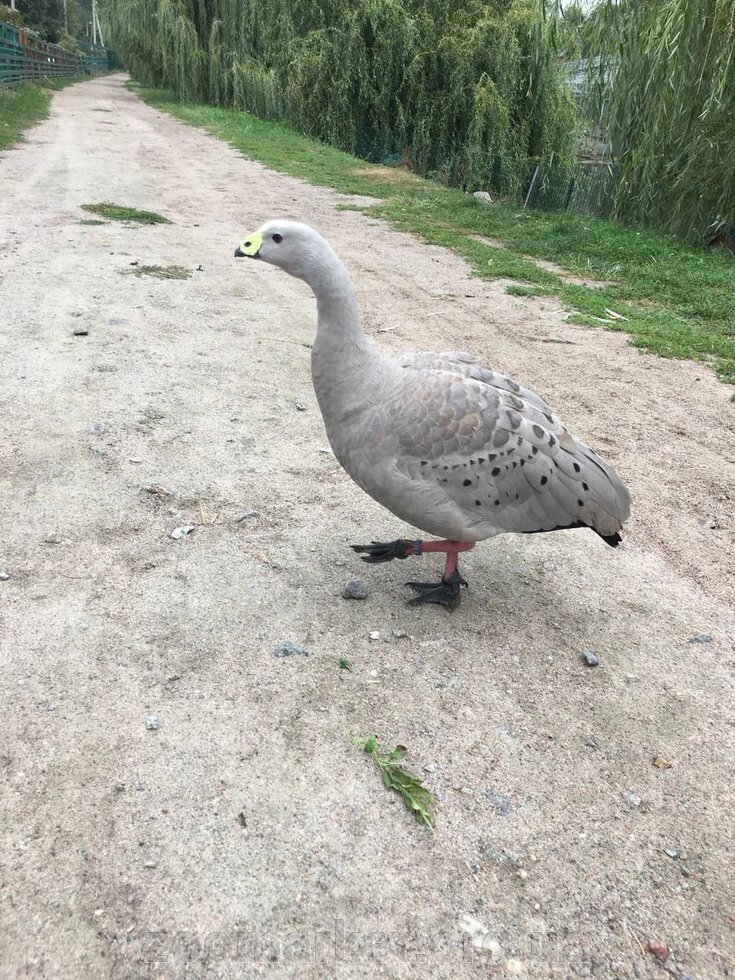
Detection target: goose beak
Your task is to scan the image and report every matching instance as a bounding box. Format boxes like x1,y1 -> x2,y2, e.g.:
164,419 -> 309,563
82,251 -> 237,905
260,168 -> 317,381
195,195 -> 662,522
234,231 -> 262,259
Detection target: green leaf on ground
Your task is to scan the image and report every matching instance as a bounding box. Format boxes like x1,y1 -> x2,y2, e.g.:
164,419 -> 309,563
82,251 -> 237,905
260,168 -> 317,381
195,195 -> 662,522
362,735 -> 435,829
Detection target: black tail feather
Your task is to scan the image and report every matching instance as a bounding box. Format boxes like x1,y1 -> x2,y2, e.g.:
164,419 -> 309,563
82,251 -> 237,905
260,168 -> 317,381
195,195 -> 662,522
519,520 -> 623,547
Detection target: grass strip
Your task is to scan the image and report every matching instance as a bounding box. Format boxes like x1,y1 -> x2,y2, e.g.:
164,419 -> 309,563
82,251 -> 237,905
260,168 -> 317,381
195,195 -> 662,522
0,77 -> 83,152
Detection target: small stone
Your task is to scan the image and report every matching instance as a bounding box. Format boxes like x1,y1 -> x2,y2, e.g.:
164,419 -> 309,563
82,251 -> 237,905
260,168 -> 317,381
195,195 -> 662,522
237,811 -> 247,828
506,960 -> 527,975
0,572 -> 10,581
143,860 -> 158,869
392,628 -> 409,639
457,913 -> 502,957
582,650 -> 599,667
697,515 -> 717,529
424,762 -> 438,773
128,457 -> 142,464
647,939 -> 668,961
652,755 -> 672,769
622,789 -> 641,807
584,738 -> 600,749
294,403 -> 306,412
369,630 -> 380,641
140,484 -> 174,498
473,190 -> 493,204
72,327 -> 89,336
234,510 -> 258,522
273,641 -> 310,658
170,525 -> 195,539
484,790 -> 514,816
689,633 -> 712,643
44,532 -> 62,545
146,714 -> 159,731
342,579 -> 367,600
664,848 -> 680,859
87,422 -> 106,436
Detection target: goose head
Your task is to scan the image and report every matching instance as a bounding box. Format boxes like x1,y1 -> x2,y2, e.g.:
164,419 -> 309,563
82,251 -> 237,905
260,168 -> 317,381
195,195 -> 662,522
234,220 -> 337,286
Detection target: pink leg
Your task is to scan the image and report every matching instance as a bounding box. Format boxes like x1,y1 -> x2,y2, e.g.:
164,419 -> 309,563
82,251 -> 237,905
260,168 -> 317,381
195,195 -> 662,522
351,538 -> 475,609
415,539 -> 475,580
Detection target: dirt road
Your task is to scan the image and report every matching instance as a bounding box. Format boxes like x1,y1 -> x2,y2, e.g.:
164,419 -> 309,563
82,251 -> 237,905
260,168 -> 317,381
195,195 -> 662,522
1,74 -> 733,979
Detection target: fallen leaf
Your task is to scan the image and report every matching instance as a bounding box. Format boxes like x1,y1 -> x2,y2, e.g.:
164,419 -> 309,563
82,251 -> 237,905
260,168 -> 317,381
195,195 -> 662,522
362,735 -> 436,829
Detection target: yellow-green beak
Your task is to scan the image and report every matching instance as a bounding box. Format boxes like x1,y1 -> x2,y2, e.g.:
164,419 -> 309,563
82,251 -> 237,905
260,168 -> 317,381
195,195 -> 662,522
234,230 -> 263,258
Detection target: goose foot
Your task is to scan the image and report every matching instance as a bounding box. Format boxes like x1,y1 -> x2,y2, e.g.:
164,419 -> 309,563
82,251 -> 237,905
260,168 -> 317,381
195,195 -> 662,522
351,539 -> 416,563
406,569 -> 468,611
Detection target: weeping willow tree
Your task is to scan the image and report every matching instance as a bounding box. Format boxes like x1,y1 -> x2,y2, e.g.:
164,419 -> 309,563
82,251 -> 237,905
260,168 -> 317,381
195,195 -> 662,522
104,0 -> 577,199
581,0 -> 735,243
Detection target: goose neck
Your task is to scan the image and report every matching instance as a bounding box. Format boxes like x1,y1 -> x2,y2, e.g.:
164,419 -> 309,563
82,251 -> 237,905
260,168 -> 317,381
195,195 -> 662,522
308,260 -> 364,345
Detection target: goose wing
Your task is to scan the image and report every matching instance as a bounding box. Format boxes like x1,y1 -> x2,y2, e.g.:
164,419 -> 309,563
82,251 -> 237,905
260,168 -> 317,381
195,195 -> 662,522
383,351 -> 630,541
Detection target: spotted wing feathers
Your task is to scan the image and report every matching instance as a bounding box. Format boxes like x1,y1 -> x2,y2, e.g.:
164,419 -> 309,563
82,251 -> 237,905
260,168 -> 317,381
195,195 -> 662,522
391,351 -> 630,541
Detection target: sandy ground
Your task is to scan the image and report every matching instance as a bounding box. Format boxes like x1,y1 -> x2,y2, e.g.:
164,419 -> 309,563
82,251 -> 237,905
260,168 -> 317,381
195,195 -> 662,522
1,74 -> 734,980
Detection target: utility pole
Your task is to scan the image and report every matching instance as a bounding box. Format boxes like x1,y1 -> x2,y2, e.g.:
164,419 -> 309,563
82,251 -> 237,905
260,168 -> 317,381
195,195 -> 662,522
91,0 -> 105,46
63,0 -> 68,32
9,0 -> 17,10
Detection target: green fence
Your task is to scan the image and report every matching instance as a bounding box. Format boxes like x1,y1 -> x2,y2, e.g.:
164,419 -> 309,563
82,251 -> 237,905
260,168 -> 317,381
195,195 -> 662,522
0,23 -> 110,87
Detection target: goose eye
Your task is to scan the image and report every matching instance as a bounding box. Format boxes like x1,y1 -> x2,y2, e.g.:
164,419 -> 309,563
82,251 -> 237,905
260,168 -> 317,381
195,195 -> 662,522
272,233 -> 283,244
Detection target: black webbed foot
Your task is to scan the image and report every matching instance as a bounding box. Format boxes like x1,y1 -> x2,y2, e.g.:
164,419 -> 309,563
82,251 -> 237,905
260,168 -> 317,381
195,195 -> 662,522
351,539 -> 415,563
406,569 -> 468,610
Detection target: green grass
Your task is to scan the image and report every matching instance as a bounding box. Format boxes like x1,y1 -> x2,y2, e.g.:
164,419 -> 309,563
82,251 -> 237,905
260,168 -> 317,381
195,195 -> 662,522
506,284 -> 548,297
128,264 -> 190,279
0,77 -> 83,152
81,202 -> 171,224
132,84 -> 735,384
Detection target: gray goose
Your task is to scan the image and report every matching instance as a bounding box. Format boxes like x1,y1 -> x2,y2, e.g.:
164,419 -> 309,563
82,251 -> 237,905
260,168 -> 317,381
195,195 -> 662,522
235,220 -> 631,609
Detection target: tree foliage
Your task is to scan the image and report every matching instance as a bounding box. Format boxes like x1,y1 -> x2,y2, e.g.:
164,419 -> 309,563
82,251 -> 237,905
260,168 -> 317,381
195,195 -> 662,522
16,0 -> 66,40
104,0 -> 577,198
581,0 -> 735,243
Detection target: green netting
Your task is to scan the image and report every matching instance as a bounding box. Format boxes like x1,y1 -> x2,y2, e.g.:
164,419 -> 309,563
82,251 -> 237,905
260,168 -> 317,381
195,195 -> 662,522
0,23 -> 111,88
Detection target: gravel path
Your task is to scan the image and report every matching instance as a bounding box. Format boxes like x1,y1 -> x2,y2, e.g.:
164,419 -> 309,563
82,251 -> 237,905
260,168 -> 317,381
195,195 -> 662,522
1,74 -> 733,980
